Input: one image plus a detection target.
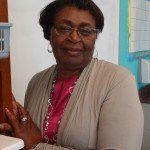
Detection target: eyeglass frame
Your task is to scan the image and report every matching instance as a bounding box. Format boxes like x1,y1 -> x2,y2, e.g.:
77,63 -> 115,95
51,24 -> 101,40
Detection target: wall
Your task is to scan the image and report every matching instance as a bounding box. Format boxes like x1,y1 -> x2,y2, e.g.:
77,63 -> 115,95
119,0 -> 150,88
8,0 -> 120,104
8,0 -> 54,105
119,0 -> 139,81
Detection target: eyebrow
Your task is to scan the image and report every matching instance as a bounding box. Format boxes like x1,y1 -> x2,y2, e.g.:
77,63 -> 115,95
55,19 -> 95,28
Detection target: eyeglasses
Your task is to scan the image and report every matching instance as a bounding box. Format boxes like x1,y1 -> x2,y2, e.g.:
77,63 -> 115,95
52,24 -> 100,39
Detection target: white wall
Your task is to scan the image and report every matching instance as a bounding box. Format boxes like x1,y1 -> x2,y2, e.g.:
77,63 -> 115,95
8,0 -> 120,104
94,0 -> 120,63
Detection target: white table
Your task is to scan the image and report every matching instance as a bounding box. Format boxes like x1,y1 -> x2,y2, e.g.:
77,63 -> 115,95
0,134 -> 24,150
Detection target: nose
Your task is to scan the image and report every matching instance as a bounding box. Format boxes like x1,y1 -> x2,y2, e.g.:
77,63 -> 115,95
68,29 -> 81,43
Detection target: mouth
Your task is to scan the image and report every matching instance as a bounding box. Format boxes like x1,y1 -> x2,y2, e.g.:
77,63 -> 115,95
63,48 -> 83,56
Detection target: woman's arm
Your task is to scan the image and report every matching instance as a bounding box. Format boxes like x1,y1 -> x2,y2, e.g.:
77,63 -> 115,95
97,73 -> 144,150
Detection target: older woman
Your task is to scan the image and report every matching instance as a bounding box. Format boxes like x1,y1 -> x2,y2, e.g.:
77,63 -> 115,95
0,0 -> 143,150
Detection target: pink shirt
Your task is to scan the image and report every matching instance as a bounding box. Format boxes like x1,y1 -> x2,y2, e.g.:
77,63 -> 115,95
43,75 -> 78,144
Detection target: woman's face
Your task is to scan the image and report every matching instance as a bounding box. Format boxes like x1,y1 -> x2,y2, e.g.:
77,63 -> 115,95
50,6 -> 97,70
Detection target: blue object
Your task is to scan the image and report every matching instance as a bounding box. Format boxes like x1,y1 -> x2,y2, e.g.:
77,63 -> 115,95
128,51 -> 150,62
0,23 -> 12,59
119,0 -> 150,88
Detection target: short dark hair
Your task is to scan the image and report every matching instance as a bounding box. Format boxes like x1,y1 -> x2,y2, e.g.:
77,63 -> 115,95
39,0 -> 104,40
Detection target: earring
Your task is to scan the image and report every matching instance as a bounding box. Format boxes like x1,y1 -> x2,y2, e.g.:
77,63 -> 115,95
47,44 -> 53,53
93,49 -> 98,58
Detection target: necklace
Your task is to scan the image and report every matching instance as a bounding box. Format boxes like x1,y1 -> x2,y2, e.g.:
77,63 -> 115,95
43,75 -> 78,144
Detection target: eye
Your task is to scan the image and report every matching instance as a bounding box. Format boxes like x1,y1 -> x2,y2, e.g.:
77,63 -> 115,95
78,27 -> 95,36
56,24 -> 71,33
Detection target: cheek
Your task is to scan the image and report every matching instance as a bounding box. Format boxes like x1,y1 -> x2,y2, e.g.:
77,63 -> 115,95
50,36 -> 67,63
84,39 -> 95,53
50,34 -> 63,50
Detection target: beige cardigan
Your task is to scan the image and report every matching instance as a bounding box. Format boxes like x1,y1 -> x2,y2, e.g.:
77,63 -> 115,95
24,59 -> 144,150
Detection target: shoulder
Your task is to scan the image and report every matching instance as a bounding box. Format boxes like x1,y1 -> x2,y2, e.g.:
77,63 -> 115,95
93,59 -> 131,76
92,58 -> 133,76
24,65 -> 56,108
91,59 -> 135,87
25,65 -> 56,95
29,65 -> 56,85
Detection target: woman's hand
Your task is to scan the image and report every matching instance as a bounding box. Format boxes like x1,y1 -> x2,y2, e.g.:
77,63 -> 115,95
0,96 -> 18,135
0,96 -> 43,149
4,102 -> 43,149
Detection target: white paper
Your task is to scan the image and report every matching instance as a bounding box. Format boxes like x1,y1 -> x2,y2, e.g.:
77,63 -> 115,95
129,0 -> 150,52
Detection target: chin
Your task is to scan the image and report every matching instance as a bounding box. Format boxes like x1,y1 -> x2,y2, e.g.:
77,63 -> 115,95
59,57 -> 91,70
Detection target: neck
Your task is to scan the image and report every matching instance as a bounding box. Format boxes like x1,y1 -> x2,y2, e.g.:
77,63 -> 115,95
56,66 -> 83,80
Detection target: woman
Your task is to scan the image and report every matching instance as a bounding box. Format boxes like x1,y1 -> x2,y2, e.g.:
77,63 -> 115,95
0,0 -> 144,149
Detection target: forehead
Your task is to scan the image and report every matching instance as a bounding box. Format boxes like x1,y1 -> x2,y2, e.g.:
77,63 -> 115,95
53,6 -> 96,27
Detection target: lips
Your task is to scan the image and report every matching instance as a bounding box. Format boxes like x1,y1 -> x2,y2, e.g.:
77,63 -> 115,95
63,48 -> 83,56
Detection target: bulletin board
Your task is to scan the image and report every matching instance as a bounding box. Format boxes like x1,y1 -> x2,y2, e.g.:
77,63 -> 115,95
128,0 -> 150,53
